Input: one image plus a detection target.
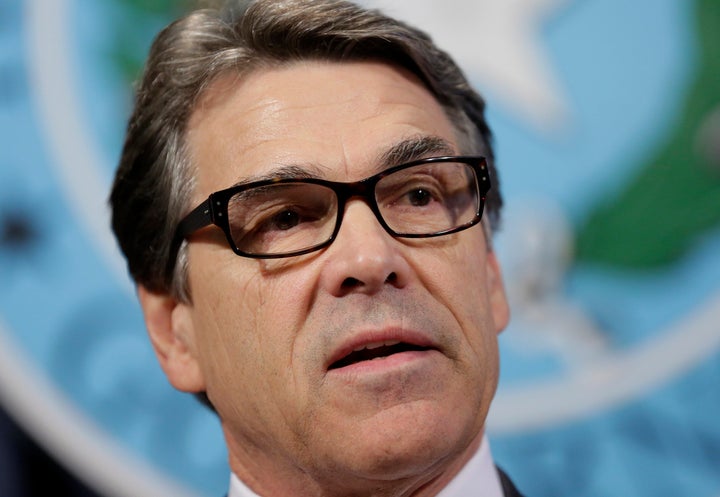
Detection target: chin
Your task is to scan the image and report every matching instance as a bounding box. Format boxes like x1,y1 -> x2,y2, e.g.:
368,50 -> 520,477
322,403 -> 480,482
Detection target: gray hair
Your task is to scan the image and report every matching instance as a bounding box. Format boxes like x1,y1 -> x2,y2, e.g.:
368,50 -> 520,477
110,0 -> 502,301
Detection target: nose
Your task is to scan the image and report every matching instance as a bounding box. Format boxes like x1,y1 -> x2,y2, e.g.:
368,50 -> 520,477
318,200 -> 411,297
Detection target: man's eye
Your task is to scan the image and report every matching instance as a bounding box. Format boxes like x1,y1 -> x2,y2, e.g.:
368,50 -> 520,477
267,209 -> 301,231
407,188 -> 433,206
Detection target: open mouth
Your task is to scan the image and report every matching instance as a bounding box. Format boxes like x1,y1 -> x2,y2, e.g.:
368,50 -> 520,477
328,341 -> 432,370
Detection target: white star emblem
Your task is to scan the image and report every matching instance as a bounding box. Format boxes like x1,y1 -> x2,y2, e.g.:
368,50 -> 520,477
361,0 -> 570,129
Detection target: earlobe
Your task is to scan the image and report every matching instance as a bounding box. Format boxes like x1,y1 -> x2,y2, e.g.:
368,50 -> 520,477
485,251 -> 510,334
137,285 -> 206,393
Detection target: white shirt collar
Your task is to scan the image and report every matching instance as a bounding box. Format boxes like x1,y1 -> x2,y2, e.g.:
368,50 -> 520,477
435,435 -> 503,497
228,435 -> 503,497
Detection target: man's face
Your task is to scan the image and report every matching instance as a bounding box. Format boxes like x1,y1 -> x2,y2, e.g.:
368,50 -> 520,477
161,60 -> 508,492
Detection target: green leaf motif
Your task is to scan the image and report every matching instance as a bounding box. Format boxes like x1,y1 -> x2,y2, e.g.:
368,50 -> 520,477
576,0 -> 720,269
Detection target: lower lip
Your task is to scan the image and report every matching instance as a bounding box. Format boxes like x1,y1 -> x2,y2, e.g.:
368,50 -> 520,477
327,349 -> 439,377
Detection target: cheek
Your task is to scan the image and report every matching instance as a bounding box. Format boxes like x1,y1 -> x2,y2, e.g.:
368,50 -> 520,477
418,235 -> 492,312
187,273 -> 302,431
196,260 -> 318,391
183,257 -> 255,372
412,235 -> 499,353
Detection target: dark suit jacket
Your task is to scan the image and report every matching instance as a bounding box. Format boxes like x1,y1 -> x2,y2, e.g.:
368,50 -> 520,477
497,466 -> 526,497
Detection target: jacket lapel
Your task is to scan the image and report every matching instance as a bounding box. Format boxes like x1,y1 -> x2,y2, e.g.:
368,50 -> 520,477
496,466 -> 526,497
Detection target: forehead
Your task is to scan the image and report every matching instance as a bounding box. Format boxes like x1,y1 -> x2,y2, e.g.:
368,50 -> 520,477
186,60 -> 460,197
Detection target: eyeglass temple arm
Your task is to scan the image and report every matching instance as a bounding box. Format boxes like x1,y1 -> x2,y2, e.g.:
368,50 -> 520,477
165,199 -> 214,285
176,199 -> 214,239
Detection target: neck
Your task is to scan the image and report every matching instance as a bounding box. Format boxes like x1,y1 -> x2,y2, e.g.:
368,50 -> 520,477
225,426 -> 485,497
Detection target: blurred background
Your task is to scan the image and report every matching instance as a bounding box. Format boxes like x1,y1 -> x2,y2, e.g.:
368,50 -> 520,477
1,0 -> 718,496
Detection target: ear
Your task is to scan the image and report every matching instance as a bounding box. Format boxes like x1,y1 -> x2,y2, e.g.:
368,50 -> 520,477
485,250 -> 510,334
137,285 -> 206,393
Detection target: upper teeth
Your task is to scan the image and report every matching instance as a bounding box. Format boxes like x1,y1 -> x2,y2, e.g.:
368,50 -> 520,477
354,340 -> 400,352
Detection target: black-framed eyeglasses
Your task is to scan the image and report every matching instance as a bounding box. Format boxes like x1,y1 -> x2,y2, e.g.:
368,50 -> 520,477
173,156 -> 490,260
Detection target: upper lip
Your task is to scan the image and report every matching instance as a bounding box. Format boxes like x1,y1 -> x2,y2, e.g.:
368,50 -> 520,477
325,327 -> 440,371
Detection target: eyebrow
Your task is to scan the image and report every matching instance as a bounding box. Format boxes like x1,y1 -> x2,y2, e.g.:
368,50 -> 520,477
229,163 -> 327,188
376,136 -> 457,171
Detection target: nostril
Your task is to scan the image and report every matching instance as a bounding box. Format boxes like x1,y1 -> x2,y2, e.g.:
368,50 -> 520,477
341,277 -> 361,289
341,272 -> 396,289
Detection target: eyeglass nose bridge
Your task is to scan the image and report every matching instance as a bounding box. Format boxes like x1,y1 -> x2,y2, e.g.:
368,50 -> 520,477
329,176 -> 399,241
